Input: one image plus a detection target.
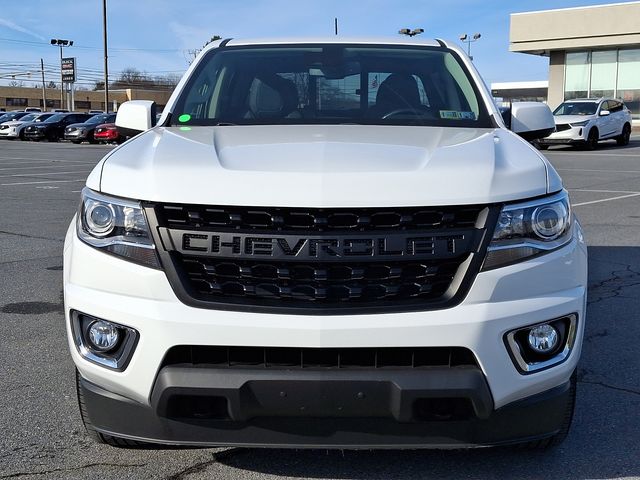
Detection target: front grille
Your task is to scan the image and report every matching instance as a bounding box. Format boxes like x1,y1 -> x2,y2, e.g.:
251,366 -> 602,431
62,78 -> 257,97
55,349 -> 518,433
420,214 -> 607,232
555,123 -> 571,132
149,203 -> 494,313
162,345 -> 479,369
181,256 -> 465,303
155,204 -> 482,232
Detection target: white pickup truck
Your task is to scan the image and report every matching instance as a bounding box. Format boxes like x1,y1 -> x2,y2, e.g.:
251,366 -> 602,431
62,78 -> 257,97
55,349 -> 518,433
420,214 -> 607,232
64,37 -> 587,449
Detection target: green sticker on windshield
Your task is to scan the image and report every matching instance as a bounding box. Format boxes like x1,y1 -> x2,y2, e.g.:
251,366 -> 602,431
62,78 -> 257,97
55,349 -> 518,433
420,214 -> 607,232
178,114 -> 191,123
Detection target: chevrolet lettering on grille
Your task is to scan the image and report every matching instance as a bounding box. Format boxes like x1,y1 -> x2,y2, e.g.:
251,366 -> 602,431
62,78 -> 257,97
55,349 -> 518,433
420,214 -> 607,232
158,228 -> 479,262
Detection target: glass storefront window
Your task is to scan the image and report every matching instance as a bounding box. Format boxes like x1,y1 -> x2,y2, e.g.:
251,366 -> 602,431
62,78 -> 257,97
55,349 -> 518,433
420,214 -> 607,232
617,49 -> 640,119
564,49 -> 640,119
590,50 -> 616,99
565,52 -> 590,99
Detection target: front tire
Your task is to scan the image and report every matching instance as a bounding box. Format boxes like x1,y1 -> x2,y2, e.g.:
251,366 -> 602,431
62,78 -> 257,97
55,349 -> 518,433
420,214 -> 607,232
75,369 -> 149,448
617,123 -> 631,146
585,128 -> 599,150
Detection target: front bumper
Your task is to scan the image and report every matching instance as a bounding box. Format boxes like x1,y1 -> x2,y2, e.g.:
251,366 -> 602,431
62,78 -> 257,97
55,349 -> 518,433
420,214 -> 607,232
24,130 -> 47,139
0,129 -> 17,138
539,125 -> 587,144
65,131 -> 88,141
78,368 -> 573,448
64,216 -> 587,446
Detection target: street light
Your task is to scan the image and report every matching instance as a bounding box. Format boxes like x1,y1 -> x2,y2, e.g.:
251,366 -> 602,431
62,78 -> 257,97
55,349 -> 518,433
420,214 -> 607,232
459,33 -> 481,60
399,28 -> 424,37
50,38 -> 73,110
103,0 -> 109,113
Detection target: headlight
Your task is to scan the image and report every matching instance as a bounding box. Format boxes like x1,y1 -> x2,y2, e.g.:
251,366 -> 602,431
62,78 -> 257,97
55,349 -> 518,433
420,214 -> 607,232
570,120 -> 589,127
482,190 -> 572,270
77,187 -> 160,268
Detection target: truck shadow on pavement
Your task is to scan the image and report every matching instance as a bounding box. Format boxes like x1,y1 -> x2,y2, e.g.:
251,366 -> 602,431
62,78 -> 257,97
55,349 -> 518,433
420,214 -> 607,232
210,246 -> 640,480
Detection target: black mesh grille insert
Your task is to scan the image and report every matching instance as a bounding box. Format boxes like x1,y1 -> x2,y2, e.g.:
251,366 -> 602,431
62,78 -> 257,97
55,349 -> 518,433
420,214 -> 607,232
155,204 -> 483,232
162,346 -> 479,369
180,256 -> 466,304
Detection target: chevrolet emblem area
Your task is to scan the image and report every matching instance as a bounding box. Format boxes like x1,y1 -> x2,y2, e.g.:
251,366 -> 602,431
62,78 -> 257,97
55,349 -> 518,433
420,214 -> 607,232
157,228 -> 480,261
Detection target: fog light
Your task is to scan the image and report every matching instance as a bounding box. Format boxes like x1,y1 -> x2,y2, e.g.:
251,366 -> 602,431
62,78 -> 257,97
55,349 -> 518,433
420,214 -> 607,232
527,324 -> 559,353
87,320 -> 120,352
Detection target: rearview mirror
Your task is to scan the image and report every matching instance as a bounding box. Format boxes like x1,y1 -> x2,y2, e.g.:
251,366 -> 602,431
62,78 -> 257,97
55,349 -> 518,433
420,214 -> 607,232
502,102 -> 555,141
599,110 -> 610,117
115,100 -> 157,137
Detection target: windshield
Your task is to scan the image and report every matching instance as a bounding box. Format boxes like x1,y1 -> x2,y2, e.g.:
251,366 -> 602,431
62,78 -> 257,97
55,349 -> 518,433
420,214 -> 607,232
171,45 -> 491,127
553,102 -> 598,116
19,114 -> 38,122
85,114 -> 114,124
34,114 -> 54,122
1,112 -> 27,122
44,114 -> 66,123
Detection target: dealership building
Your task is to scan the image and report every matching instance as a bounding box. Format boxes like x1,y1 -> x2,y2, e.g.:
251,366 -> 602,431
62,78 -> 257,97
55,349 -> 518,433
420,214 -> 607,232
510,1 -> 640,118
0,86 -> 171,113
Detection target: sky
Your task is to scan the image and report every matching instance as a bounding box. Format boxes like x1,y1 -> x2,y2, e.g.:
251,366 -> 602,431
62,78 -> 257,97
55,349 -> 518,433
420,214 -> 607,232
0,0 -> 636,89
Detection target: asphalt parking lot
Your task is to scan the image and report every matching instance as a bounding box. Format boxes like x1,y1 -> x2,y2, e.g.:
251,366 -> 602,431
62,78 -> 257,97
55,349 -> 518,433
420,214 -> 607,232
1,138 -> 639,480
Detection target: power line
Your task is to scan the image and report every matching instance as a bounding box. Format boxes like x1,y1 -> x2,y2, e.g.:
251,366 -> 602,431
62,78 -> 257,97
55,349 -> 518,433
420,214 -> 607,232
0,36 -> 183,53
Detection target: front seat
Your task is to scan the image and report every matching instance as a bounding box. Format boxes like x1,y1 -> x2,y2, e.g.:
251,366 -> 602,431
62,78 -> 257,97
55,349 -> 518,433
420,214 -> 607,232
368,74 -> 423,118
245,75 -> 301,119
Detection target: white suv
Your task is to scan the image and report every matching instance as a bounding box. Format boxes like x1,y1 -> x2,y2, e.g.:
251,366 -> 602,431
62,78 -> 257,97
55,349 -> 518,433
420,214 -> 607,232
64,37 -> 587,449
538,98 -> 632,150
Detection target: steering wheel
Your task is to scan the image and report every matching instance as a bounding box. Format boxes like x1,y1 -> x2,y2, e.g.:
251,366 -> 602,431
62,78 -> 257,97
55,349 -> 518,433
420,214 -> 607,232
381,106 -> 433,120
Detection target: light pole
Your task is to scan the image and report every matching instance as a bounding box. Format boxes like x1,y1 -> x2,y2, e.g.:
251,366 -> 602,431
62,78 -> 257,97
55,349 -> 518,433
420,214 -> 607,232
50,38 -> 73,110
459,33 -> 481,60
398,28 -> 424,37
103,0 -> 109,113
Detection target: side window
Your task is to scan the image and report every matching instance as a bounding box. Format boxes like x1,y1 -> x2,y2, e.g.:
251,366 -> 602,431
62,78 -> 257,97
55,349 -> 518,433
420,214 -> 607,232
609,101 -> 623,113
600,101 -> 611,113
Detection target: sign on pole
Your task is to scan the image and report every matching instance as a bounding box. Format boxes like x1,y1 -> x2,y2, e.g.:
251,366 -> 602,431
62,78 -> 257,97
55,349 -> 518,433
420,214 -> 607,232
61,57 -> 76,83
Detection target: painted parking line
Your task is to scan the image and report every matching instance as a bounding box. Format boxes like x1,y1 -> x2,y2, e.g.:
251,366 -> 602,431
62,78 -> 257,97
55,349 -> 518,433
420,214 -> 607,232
571,189 -> 640,194
557,168 -> 640,174
0,159 -> 100,165
0,171 -> 92,179
0,179 -> 86,186
0,163 -> 97,171
572,192 -> 640,207
546,152 -> 640,157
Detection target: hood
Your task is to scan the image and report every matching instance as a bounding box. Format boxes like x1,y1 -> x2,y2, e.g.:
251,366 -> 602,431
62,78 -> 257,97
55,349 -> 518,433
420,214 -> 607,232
66,123 -> 90,129
554,115 -> 594,125
97,125 -> 550,207
1,120 -> 26,127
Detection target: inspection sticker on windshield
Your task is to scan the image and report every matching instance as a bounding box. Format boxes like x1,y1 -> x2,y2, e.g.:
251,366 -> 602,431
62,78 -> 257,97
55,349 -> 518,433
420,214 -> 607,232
439,110 -> 476,120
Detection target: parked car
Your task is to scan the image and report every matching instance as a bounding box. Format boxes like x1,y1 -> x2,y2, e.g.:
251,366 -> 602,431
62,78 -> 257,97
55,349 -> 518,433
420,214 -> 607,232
24,107 -> 42,113
0,111 -> 31,124
0,112 -> 55,140
23,112 -> 93,142
538,98 -> 633,150
64,113 -> 117,144
67,37 -> 586,450
93,123 -> 124,144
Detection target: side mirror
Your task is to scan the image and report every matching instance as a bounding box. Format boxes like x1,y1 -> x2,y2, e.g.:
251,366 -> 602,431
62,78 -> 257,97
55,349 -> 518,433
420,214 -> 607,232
599,110 -> 610,117
505,102 -> 555,141
115,100 -> 157,137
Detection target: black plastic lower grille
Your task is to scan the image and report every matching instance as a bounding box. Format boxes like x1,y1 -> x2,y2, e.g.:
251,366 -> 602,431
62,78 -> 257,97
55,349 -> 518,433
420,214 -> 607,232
555,124 -> 571,132
162,346 -> 479,369
178,255 -> 466,304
